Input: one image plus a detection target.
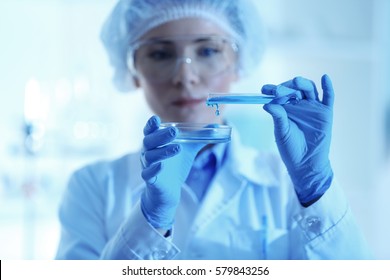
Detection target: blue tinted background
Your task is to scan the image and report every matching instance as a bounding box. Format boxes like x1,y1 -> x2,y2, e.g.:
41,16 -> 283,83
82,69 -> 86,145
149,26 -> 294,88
0,0 -> 389,259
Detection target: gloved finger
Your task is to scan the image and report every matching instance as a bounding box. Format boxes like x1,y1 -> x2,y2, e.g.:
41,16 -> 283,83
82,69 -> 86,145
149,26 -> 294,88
261,84 -> 277,96
143,126 -> 178,150
275,84 -> 299,97
263,103 -> 290,142
276,78 -> 318,101
262,83 -> 295,96
143,143 -> 180,166
262,84 -> 302,104
292,76 -> 319,101
321,74 -> 335,108
141,162 -> 162,184
274,85 -> 302,104
143,115 -> 161,136
269,95 -> 292,105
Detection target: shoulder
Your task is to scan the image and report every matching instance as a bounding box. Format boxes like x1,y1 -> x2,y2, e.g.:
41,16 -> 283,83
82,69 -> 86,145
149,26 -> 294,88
58,152 -> 144,220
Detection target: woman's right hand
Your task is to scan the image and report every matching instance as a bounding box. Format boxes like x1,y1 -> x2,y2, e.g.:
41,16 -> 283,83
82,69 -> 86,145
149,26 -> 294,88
140,115 -> 204,230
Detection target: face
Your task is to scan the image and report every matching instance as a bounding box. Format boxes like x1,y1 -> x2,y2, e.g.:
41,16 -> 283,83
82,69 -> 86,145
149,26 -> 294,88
132,18 -> 239,123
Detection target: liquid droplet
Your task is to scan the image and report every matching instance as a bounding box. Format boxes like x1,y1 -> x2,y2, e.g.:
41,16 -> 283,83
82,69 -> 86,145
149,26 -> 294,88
207,102 -> 220,116
215,104 -> 220,116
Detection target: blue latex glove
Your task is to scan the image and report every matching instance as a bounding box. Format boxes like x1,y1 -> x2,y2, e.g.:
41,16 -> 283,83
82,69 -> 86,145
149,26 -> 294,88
140,115 -> 205,229
262,74 -> 334,206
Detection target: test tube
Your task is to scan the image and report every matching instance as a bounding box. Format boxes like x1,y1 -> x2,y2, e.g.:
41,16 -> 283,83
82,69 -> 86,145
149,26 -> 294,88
206,93 -> 274,106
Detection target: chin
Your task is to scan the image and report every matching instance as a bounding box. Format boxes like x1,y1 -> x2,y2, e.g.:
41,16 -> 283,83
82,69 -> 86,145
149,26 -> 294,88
162,108 -> 223,124
185,113 -> 222,124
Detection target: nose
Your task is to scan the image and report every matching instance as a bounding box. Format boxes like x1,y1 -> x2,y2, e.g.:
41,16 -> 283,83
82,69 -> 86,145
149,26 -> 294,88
171,57 -> 200,86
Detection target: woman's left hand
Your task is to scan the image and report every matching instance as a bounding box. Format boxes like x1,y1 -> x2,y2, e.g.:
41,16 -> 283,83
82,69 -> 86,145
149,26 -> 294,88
262,74 -> 334,206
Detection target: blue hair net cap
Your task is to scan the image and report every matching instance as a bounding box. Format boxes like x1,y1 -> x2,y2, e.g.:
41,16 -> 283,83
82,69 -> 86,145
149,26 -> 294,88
101,0 -> 266,92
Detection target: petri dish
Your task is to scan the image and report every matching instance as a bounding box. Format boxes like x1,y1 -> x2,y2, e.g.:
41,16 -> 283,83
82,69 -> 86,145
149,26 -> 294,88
160,122 -> 231,143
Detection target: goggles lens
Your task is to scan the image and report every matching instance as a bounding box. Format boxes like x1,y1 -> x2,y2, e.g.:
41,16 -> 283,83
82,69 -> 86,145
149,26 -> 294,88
129,36 -> 238,82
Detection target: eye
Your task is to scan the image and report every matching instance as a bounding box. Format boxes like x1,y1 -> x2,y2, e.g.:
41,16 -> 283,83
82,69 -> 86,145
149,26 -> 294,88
147,49 -> 175,61
198,47 -> 221,58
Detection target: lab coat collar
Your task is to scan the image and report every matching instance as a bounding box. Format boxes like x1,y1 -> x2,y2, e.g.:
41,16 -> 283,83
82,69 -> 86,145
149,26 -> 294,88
226,126 -> 282,188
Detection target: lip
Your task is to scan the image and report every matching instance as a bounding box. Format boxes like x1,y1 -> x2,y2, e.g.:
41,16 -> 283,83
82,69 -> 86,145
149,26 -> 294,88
172,98 -> 206,107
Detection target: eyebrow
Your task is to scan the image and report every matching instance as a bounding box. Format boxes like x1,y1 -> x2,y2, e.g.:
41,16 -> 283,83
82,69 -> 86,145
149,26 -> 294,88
146,36 -> 216,45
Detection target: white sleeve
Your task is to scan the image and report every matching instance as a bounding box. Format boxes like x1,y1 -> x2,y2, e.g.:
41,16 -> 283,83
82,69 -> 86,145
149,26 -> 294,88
55,163 -> 180,260
292,180 -> 374,259
101,201 -> 180,259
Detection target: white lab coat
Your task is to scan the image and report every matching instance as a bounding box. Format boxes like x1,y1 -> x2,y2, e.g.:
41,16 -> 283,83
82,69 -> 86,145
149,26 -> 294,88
56,134 -> 373,260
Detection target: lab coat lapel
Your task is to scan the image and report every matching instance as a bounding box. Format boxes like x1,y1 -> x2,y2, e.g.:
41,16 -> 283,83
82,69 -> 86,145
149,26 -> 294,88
189,160 -> 245,234
189,133 -> 271,235
189,130 -> 284,236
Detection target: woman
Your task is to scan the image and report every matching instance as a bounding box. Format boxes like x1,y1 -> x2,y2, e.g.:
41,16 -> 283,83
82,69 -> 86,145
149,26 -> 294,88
55,0 -> 372,259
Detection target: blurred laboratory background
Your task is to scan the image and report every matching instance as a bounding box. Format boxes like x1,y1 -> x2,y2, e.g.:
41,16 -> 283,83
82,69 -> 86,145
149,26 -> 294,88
1,0 -> 389,259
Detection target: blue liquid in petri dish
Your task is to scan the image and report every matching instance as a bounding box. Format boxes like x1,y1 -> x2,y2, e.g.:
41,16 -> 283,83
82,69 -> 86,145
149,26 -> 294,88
160,123 -> 231,143
174,136 -> 230,144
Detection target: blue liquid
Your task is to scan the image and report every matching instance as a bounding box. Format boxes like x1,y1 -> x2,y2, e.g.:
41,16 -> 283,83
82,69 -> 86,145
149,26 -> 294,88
174,130 -> 230,143
173,137 -> 230,144
206,95 -> 274,106
160,123 -> 231,143
208,104 -> 220,116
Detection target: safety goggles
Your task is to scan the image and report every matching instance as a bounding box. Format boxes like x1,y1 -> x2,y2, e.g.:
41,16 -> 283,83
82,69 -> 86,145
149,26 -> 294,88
127,35 -> 238,82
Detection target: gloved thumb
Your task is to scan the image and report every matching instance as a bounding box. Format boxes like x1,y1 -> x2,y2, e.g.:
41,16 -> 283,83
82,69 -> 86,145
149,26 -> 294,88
263,103 -> 290,141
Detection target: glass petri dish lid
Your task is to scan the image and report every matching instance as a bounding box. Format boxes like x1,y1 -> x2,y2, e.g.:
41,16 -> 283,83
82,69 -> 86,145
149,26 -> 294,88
160,122 -> 231,143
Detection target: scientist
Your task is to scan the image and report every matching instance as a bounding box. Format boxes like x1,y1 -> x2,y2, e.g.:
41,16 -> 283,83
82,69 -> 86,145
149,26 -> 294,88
55,0 -> 373,259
